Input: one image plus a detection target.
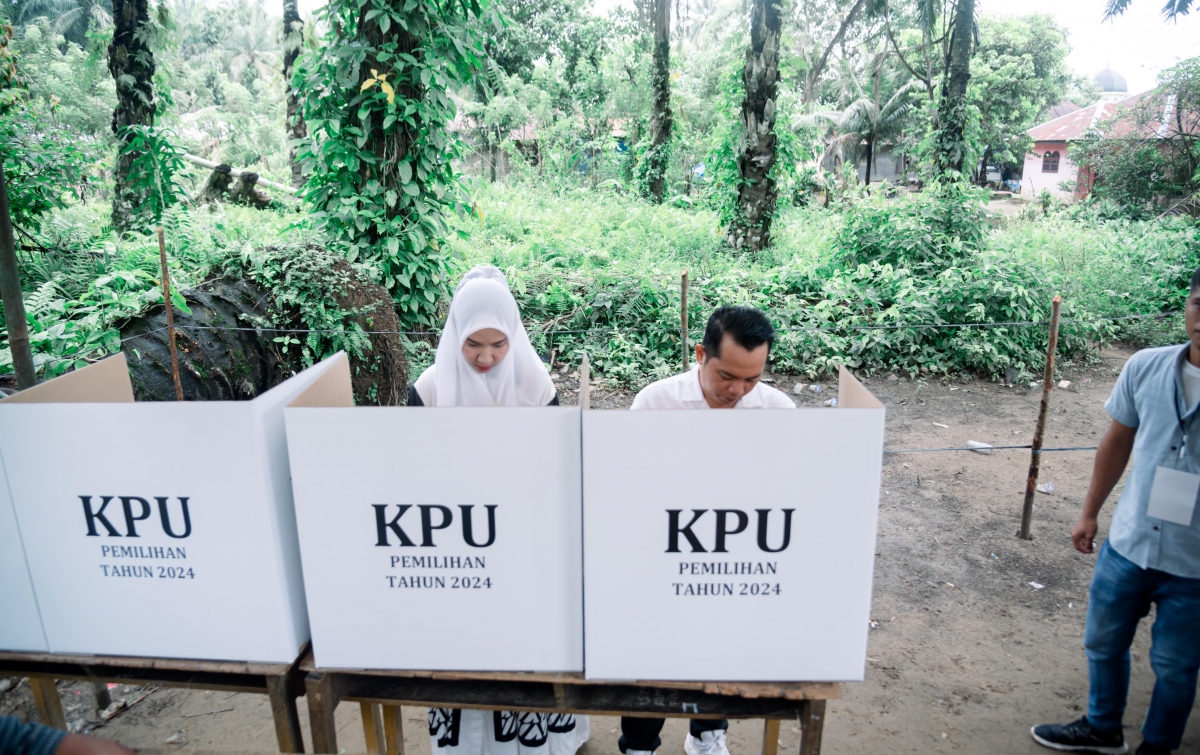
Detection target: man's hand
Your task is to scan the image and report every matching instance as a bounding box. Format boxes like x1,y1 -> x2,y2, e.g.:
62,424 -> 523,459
56,733 -> 136,755
1072,515 -> 1099,554
1073,419 -> 1136,555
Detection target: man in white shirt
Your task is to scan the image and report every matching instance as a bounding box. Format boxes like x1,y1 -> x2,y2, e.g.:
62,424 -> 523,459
630,306 -> 796,412
619,306 -> 794,755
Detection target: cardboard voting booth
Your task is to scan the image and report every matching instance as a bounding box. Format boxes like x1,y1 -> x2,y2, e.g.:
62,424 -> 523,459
285,366 -> 584,672
582,367 -> 885,682
0,352 -> 346,662
0,453 -> 47,651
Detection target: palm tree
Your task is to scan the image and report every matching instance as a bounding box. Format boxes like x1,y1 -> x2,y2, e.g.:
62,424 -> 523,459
223,12 -> 280,84
13,0 -> 112,46
801,81 -> 921,185
1104,0 -> 1193,19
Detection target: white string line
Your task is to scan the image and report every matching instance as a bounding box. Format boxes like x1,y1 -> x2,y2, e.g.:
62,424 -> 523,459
884,445 -> 1098,454
105,310 -> 1183,337
17,310 -> 1179,373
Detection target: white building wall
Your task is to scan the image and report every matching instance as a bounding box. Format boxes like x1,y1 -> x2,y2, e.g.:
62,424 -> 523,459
1020,150 -> 1079,201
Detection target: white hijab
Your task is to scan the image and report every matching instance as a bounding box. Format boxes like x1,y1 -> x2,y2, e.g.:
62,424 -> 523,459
433,266 -> 554,407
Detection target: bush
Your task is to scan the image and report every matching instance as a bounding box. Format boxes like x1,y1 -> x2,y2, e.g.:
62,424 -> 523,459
447,181 -> 1169,386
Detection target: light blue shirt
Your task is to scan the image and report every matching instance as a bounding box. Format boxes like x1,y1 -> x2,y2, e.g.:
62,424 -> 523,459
1105,344 -> 1200,578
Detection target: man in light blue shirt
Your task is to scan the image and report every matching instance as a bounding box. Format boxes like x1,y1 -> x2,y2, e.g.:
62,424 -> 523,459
1032,271 -> 1200,755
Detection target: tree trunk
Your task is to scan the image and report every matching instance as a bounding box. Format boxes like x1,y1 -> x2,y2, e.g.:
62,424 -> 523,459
282,0 -> 307,190
356,5 -> 422,249
108,0 -> 155,234
725,0 -> 782,252
933,0 -> 974,176
0,162 -> 36,389
642,0 -> 672,203
489,138 -> 498,183
803,0 -> 866,104
864,137 -> 873,185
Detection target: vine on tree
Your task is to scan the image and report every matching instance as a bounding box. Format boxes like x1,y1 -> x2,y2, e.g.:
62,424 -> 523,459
294,0 -> 491,330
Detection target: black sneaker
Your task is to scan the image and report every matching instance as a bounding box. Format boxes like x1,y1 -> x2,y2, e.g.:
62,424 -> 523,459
1134,742 -> 1169,755
1031,717 -> 1128,753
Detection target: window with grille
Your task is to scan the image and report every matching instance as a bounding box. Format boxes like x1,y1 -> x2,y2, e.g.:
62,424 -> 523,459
1042,151 -> 1060,173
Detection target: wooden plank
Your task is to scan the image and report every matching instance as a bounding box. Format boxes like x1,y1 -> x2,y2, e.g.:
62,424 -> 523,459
382,705 -> 405,755
297,656 -> 836,702
760,719 -> 779,755
360,703 -> 385,755
296,655 -> 837,701
799,700 -> 825,755
265,673 -> 305,754
0,662 -> 270,693
29,677 -> 66,729
306,671 -> 348,754
0,649 -> 297,676
343,677 -> 803,720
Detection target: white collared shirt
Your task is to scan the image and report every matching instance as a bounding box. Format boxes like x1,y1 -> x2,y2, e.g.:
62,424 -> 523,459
630,366 -> 796,410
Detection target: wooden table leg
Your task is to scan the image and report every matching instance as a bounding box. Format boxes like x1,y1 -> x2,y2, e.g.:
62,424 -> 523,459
382,705 -> 406,755
306,671 -> 344,754
798,701 -> 826,755
91,680 -> 112,712
267,673 -> 306,753
29,677 -> 66,730
361,702 -> 386,755
761,719 -> 780,755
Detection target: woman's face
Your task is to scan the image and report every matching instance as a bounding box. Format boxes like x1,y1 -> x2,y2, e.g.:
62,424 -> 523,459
462,328 -> 510,373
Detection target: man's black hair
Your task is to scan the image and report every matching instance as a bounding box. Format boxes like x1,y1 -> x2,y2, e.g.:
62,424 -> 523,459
1191,267 -> 1200,292
702,305 -> 775,359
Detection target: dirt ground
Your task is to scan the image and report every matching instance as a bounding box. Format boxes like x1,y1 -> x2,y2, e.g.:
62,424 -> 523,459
4,345 -> 1198,754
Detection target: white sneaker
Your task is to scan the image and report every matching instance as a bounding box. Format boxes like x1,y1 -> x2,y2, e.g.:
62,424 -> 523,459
684,730 -> 729,755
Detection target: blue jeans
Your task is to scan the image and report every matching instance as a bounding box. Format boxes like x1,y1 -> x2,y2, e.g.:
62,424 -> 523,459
1085,541 -> 1200,750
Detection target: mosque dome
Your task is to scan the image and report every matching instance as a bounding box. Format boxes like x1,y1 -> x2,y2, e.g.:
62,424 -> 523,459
1093,69 -> 1128,93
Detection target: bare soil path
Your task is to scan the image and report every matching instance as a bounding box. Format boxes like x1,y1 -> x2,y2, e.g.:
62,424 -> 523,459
4,346 -> 1198,754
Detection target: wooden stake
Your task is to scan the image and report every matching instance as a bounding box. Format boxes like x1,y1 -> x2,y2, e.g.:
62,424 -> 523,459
158,227 -> 185,401
681,269 -> 689,372
0,162 -> 36,389
1020,295 -> 1062,540
580,353 -> 590,410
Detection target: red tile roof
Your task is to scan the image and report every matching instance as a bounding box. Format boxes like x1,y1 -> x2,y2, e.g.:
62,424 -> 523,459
1027,91 -> 1197,143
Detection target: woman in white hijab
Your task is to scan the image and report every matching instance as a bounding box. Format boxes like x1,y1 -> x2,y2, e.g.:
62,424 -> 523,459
408,265 -> 558,408
416,266 -> 588,755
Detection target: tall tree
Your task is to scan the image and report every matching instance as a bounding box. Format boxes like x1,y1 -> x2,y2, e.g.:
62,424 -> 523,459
970,14 -> 1073,182
795,0 -> 868,103
640,0 -> 671,201
296,0 -> 485,330
931,0 -> 972,175
804,80 -> 921,184
282,0 -> 306,189
725,0 -> 782,252
108,0 -> 155,233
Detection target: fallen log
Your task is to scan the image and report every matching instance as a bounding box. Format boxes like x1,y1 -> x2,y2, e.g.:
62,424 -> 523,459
184,154 -> 299,196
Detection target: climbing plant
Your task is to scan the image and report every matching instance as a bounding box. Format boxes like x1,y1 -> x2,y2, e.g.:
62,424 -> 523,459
294,0 -> 491,330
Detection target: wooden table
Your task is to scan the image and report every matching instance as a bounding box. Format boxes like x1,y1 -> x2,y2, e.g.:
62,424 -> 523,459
299,653 -> 837,755
0,646 -> 309,753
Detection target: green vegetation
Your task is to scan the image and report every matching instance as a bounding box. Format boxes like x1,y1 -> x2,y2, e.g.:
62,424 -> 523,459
0,0 -> 1197,394
445,181 -> 1197,384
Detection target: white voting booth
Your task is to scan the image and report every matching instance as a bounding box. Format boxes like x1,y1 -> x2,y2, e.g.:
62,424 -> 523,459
0,456 -> 46,651
0,352 -> 345,662
583,367 -> 885,682
284,360 -> 584,672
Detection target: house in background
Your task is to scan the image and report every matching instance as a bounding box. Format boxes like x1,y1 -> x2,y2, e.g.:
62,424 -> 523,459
1021,69 -> 1133,201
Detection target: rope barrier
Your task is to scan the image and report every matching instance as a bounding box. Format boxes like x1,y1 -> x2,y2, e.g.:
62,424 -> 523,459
68,309 -> 1179,339
884,444 -> 1098,454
